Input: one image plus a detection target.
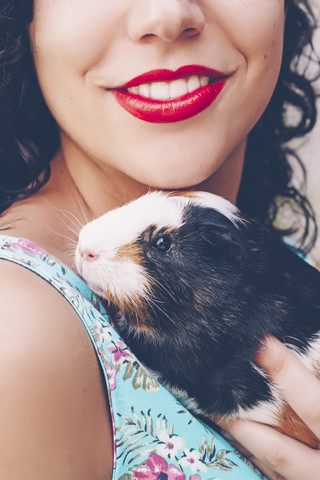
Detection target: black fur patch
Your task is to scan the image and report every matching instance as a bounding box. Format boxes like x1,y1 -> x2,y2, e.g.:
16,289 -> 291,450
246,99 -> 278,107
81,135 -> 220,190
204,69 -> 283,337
111,203 -> 320,417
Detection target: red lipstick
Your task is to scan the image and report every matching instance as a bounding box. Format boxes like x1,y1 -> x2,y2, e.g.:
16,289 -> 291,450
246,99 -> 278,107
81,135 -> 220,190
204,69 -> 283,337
111,65 -> 228,124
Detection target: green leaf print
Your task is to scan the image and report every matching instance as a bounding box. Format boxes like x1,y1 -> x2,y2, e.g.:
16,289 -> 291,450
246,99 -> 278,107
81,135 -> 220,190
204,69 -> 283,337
237,453 -> 265,479
116,410 -> 239,476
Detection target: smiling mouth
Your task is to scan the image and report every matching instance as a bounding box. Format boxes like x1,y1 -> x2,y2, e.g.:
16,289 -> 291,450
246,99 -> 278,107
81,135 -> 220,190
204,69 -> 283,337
125,74 -> 211,101
111,65 -> 229,123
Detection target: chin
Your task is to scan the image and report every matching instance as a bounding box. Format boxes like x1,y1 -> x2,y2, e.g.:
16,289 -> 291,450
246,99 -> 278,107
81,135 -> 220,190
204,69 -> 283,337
140,161 -> 223,192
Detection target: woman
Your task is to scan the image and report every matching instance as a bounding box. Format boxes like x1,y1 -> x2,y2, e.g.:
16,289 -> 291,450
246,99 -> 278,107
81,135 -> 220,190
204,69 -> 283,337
0,1 -> 319,478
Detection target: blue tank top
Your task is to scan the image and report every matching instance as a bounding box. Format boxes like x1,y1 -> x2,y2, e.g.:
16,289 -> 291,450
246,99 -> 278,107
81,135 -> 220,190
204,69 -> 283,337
0,235 -> 265,480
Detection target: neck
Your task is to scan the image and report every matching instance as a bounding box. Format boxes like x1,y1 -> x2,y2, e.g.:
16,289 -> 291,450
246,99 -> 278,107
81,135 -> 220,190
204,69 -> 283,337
1,137 -> 246,270
59,134 -> 246,220
60,140 -> 151,219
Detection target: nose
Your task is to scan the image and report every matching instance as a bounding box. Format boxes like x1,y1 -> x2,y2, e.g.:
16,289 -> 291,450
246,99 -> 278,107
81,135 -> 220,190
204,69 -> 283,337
127,0 -> 206,43
79,248 -> 99,262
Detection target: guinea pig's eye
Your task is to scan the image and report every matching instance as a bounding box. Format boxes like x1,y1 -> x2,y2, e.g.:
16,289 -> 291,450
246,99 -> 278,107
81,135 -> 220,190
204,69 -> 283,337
153,236 -> 172,252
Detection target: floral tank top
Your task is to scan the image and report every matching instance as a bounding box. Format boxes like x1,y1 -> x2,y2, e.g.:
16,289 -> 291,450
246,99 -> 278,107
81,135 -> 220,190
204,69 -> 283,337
0,235 -> 266,480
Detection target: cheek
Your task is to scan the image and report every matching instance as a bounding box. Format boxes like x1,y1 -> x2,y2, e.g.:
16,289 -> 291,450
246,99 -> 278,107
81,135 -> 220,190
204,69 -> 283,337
208,1 -> 285,90
210,1 -> 285,50
30,0 -> 123,77
206,1 -> 285,149
29,0 -> 125,146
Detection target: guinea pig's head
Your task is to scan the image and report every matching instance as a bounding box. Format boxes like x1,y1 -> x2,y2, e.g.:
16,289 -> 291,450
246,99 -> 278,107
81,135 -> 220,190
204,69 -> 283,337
75,191 -> 245,334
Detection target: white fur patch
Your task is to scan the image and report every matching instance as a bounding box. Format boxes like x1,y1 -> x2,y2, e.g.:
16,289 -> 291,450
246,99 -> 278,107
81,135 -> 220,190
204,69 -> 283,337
77,191 -> 183,256
160,383 -> 204,416
75,190 -> 240,302
231,337 -> 320,426
286,334 -> 320,375
181,191 -> 240,226
233,364 -> 284,425
75,191 -> 183,301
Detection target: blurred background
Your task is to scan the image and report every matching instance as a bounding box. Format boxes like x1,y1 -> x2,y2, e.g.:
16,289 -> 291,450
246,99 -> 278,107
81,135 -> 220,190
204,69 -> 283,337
295,0 -> 320,260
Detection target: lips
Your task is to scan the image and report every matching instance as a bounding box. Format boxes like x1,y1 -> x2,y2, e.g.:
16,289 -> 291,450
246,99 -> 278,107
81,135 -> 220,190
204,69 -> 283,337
111,65 -> 228,123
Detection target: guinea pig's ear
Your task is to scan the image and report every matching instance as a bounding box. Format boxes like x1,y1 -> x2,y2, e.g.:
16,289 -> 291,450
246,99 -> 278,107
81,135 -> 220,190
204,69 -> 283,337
200,215 -> 246,263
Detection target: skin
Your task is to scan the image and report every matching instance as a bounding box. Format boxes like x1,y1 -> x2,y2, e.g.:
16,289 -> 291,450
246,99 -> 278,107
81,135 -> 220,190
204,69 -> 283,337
28,0 -> 284,213
222,337 -> 320,480
0,0 -> 320,478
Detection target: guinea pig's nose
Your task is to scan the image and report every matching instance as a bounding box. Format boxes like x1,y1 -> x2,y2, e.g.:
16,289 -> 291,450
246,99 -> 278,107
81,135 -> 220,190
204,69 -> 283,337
80,248 -> 99,262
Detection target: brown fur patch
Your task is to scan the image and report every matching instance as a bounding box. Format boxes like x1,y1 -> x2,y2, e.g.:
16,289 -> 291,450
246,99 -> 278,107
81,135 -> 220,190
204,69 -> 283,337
274,361 -> 320,448
106,240 -> 156,332
168,190 -> 197,198
104,278 -> 157,335
115,240 -> 143,263
111,293 -> 159,336
149,224 -> 177,239
111,234 -> 174,335
275,402 -> 320,448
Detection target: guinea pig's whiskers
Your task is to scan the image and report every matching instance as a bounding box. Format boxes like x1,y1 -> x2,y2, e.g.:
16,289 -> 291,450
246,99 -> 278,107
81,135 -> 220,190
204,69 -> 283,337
134,309 -> 143,329
58,210 -> 88,252
48,226 -> 79,269
140,280 -> 174,323
75,189 -> 90,226
61,209 -> 85,234
145,272 -> 177,304
53,229 -> 76,243
52,230 -> 79,255
63,247 -> 79,270
147,299 -> 173,323
71,180 -> 92,226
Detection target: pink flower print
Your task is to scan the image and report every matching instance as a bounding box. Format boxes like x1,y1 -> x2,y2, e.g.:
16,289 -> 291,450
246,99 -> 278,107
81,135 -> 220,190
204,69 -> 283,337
189,476 -> 202,480
17,239 -> 47,258
105,361 -> 117,391
108,340 -> 133,363
133,453 -> 186,480
179,450 -> 208,475
93,321 -> 109,346
157,430 -> 184,459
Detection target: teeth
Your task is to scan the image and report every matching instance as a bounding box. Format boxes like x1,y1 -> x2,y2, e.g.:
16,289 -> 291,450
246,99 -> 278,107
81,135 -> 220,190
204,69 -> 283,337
200,75 -> 209,87
150,81 -> 169,100
129,86 -> 139,95
187,75 -> 201,93
139,83 -> 150,98
169,78 -> 188,99
127,75 -> 209,100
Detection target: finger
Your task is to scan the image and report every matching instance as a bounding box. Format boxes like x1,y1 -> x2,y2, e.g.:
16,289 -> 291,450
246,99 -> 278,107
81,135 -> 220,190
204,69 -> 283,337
225,419 -> 320,480
243,456 -> 285,480
219,428 -> 284,480
255,336 -> 320,440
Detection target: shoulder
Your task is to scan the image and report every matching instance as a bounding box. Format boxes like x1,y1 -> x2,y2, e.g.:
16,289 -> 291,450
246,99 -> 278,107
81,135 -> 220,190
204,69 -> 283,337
0,259 -> 113,478
0,258 -> 82,347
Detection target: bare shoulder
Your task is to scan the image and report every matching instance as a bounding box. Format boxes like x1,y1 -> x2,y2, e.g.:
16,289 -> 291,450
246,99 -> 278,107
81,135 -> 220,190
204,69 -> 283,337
0,259 -> 89,359
0,260 -> 113,479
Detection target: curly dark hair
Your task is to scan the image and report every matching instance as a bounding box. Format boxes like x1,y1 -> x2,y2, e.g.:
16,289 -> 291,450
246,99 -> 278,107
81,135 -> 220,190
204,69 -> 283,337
237,0 -> 320,252
0,1 -> 58,209
0,0 -> 319,252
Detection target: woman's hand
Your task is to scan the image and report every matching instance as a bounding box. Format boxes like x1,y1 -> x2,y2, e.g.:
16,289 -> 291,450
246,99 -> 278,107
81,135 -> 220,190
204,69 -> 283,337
220,336 -> 320,480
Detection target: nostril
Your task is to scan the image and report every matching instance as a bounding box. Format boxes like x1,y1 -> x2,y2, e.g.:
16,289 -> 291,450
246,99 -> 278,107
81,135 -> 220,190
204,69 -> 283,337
86,252 -> 99,262
81,249 -> 99,262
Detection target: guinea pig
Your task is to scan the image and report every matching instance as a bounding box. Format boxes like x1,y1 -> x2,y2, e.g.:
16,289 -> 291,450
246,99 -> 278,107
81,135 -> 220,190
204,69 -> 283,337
75,190 -> 320,448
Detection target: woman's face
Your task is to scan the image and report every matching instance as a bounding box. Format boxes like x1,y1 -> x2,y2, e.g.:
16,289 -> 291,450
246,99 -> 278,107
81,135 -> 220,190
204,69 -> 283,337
30,0 -> 285,194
